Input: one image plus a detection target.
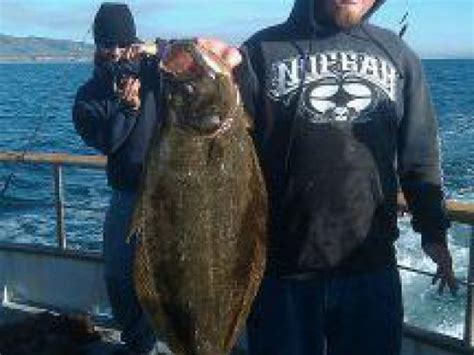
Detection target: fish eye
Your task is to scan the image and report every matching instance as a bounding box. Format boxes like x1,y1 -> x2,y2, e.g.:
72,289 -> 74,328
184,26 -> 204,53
184,83 -> 195,95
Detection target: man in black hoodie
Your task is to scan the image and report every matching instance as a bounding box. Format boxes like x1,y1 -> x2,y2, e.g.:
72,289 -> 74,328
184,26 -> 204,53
73,3 -> 163,354
203,0 -> 457,354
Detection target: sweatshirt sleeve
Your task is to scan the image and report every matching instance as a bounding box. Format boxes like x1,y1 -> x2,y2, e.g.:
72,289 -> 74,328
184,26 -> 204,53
72,75 -> 139,155
234,45 -> 260,120
235,43 -> 271,153
398,47 -> 451,245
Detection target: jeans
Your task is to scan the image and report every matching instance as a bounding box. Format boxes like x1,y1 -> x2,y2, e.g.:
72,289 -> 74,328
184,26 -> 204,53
103,189 -> 156,353
247,266 -> 403,355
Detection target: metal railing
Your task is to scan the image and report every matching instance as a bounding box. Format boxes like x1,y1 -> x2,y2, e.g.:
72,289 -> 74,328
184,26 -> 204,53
1,151 -> 473,348
397,192 -> 474,346
0,151 -> 106,249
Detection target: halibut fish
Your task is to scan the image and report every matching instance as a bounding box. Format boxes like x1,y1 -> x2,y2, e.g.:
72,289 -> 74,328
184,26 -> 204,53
129,41 -> 267,355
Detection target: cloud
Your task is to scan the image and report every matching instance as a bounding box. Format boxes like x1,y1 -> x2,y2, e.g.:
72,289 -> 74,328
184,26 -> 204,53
0,1 -> 99,40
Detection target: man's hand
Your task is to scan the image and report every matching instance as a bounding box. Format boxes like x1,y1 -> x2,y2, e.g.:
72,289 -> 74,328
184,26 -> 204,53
118,77 -> 141,111
422,242 -> 458,295
196,38 -> 242,70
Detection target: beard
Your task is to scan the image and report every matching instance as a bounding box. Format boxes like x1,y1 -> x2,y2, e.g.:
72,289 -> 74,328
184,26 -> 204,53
331,7 -> 365,28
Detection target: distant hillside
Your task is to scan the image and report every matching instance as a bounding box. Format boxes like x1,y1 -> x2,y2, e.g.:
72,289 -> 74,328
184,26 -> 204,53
0,34 -> 94,62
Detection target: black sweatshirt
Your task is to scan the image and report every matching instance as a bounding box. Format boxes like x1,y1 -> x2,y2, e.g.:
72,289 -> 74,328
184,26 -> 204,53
73,55 -> 161,191
237,0 -> 450,275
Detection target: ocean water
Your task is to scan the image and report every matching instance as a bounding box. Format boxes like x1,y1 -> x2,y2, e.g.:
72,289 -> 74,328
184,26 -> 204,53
0,60 -> 473,339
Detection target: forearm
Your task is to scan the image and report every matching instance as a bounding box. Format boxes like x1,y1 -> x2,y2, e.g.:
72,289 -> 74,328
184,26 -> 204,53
400,173 -> 450,245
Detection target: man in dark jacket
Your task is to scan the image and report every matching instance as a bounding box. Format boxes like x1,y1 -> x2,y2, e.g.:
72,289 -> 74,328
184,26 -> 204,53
201,0 -> 457,354
73,3 -> 163,354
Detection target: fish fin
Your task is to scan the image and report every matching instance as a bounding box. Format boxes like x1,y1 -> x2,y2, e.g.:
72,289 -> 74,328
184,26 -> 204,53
133,226 -> 188,355
224,149 -> 267,351
243,110 -> 254,131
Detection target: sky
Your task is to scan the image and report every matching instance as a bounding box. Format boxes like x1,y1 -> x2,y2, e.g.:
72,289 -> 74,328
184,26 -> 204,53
0,0 -> 473,58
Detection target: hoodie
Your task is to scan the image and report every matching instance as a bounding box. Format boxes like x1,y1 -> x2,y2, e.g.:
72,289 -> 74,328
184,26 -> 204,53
237,0 -> 450,275
73,54 -> 162,191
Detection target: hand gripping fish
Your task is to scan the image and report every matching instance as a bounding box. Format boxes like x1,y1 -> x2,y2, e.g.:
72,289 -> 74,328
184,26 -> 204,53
129,40 -> 267,355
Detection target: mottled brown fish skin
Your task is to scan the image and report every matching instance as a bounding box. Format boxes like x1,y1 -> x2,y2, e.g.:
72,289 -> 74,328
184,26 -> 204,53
130,43 -> 267,355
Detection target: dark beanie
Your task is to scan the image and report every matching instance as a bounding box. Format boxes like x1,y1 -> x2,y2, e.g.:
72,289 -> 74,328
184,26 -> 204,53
93,3 -> 138,47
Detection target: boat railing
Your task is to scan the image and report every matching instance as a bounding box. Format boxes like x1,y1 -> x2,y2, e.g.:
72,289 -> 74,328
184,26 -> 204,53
1,151 -> 474,349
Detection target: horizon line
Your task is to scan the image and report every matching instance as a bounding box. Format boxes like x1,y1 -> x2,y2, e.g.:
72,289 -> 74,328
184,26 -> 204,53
1,32 -> 473,61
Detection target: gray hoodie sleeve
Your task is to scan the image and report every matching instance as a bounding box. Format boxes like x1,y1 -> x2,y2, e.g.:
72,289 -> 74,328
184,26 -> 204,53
398,47 -> 450,245
235,45 -> 260,120
236,43 -> 274,153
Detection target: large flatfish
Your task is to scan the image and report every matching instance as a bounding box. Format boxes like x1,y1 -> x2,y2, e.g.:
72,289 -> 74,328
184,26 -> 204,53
129,41 -> 267,355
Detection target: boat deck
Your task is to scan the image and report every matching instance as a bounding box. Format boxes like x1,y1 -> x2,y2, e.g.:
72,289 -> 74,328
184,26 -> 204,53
1,301 -> 473,355
0,301 -> 246,355
0,301 -> 125,355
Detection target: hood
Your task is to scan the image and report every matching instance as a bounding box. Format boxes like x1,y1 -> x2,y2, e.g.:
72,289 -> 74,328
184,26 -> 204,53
287,0 -> 386,34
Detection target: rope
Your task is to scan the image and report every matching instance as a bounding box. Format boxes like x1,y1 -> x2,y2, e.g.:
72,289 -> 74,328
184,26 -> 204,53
398,264 -> 471,288
399,0 -> 410,38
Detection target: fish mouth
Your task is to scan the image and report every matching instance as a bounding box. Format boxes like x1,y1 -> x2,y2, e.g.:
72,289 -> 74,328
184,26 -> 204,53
160,40 -> 238,137
160,40 -> 227,81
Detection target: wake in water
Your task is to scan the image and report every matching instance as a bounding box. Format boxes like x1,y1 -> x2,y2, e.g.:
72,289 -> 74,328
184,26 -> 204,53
396,213 -> 472,339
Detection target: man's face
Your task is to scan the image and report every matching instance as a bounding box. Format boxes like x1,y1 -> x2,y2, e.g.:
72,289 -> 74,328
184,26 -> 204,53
324,0 -> 377,28
96,45 -> 128,62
